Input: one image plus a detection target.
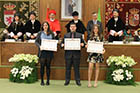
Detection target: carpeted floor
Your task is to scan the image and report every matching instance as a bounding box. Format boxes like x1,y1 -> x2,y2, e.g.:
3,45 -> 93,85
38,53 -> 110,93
0,79 -> 140,93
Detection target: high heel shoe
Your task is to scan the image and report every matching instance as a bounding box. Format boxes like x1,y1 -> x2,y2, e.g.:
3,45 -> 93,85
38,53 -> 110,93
88,83 -> 92,88
46,81 -> 50,85
93,83 -> 97,88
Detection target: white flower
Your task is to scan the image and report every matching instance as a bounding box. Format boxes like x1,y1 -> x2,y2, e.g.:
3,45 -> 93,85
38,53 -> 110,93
9,54 -> 39,63
11,68 -> 19,77
112,69 -> 124,82
122,64 -> 126,67
20,76 -> 25,80
125,70 -> 133,80
19,66 -> 33,80
106,55 -> 137,67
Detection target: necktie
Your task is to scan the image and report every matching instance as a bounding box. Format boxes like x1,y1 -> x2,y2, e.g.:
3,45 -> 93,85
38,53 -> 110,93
72,32 -> 74,38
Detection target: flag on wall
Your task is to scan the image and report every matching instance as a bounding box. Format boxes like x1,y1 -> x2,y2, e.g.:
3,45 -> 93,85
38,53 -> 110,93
97,8 -> 101,22
0,0 -> 39,28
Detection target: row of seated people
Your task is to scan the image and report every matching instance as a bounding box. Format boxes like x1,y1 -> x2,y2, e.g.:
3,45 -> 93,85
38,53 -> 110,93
1,10 -> 86,42
105,26 -> 140,42
1,9 -> 61,42
2,11 -> 41,41
1,9 -> 140,42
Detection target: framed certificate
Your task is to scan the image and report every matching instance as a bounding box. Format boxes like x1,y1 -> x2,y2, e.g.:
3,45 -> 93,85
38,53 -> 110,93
41,39 -> 58,51
64,38 -> 81,50
87,41 -> 103,53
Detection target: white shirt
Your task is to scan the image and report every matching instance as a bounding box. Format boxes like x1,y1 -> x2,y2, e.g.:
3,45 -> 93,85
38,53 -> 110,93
50,18 -> 55,22
31,20 -> 35,24
93,20 -> 97,24
74,20 -> 78,23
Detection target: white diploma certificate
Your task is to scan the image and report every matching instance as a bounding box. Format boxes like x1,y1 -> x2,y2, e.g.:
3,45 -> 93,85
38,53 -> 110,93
64,38 -> 81,50
5,39 -> 16,42
87,40 -> 103,53
41,39 -> 58,51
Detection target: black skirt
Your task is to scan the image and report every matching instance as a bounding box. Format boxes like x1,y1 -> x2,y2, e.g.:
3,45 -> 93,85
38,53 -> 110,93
40,50 -> 54,59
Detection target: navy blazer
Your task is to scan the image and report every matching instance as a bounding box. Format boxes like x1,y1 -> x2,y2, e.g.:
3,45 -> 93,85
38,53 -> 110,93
61,32 -> 85,59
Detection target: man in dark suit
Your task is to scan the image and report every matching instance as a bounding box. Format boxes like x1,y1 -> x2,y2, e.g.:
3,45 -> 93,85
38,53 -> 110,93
61,23 -> 85,86
87,12 -> 103,40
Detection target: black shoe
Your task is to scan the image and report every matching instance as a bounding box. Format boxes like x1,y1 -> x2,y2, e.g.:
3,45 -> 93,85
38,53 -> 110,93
46,82 -> 50,85
40,82 -> 45,86
76,81 -> 81,86
64,81 -> 70,86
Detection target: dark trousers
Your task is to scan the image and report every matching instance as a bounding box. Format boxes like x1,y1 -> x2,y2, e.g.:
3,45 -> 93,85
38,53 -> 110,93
65,57 -> 80,82
40,57 -> 52,83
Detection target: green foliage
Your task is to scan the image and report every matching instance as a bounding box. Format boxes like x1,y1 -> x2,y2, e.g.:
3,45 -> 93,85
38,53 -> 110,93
9,55 -> 38,83
105,55 -> 137,86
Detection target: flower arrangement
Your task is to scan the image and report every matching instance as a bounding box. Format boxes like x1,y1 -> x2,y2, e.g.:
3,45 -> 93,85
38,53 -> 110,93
105,55 -> 137,85
9,54 -> 38,63
9,54 -> 39,83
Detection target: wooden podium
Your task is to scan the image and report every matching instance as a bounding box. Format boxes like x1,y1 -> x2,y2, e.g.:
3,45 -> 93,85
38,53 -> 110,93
0,42 -> 140,81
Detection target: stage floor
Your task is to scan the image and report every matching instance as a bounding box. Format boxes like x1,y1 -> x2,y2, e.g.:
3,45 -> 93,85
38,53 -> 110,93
0,79 -> 140,93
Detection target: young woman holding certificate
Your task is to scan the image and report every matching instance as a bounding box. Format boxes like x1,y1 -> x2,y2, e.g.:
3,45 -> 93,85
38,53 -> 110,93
86,24 -> 105,88
35,21 -> 55,86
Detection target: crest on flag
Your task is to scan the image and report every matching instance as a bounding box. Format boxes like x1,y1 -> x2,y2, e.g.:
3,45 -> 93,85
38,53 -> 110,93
3,3 -> 16,26
129,8 -> 139,27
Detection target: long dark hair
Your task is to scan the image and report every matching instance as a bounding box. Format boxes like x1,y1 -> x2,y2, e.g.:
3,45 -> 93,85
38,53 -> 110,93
41,21 -> 52,35
89,24 -> 103,41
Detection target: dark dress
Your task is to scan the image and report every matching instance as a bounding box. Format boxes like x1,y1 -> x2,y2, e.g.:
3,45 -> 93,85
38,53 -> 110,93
87,36 -> 104,63
65,20 -> 87,34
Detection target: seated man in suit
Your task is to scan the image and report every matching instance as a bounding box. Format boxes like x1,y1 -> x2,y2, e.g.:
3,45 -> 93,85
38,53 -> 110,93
2,13 -> 24,41
24,11 -> 41,40
61,23 -> 85,86
106,9 -> 125,42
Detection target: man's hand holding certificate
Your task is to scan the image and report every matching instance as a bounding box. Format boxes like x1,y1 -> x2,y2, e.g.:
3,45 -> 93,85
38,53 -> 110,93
64,38 -> 81,50
87,41 -> 104,53
40,39 -> 58,51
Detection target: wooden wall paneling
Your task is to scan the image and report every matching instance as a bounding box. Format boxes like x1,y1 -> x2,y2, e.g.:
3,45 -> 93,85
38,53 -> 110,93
0,43 -> 1,65
1,43 -> 140,68
39,0 -> 105,37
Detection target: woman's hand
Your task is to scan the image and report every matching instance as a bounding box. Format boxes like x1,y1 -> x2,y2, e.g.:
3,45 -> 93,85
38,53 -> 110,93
13,35 -> 18,39
40,46 -> 43,50
80,43 -> 84,47
102,48 -> 105,54
31,35 -> 35,39
61,44 -> 64,47
85,44 -> 88,48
